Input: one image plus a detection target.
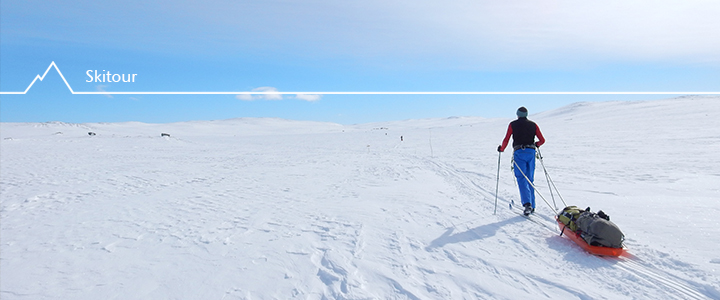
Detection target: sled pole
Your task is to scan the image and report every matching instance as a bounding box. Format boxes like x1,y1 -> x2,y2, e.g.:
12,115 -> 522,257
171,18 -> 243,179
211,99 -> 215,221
513,160 -> 556,213
494,151 -> 501,215
536,148 -> 568,208
537,149 -> 557,210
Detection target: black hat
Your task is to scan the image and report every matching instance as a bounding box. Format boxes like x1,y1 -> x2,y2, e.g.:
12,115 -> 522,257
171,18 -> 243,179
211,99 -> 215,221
517,107 -> 528,118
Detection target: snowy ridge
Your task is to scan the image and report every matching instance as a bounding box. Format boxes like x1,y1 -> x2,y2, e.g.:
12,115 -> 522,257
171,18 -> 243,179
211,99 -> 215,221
1,97 -> 719,299
1,118 -> 345,140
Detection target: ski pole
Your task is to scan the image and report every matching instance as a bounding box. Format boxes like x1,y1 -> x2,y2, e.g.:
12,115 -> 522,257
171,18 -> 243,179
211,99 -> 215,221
510,156 -> 516,209
494,151 -> 501,215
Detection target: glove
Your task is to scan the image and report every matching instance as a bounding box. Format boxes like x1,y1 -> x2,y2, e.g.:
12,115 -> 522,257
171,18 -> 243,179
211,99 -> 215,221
534,142 -> 540,148
497,145 -> 503,152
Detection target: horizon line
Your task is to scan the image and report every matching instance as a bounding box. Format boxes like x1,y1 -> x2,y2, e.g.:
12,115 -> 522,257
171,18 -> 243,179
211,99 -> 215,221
1,61 -> 718,96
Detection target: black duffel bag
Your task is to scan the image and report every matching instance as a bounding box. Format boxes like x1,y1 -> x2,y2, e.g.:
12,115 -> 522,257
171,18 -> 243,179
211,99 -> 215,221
575,209 -> 624,248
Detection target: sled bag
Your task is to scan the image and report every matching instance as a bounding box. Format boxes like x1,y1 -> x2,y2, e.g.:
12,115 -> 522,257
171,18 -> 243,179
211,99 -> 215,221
575,212 -> 624,248
557,206 -> 584,232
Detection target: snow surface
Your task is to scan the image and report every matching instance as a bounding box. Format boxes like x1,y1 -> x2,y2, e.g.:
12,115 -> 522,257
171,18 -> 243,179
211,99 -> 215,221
1,96 -> 719,299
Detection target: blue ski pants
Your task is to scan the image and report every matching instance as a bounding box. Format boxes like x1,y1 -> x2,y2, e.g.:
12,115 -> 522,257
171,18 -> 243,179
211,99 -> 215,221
513,148 -> 536,209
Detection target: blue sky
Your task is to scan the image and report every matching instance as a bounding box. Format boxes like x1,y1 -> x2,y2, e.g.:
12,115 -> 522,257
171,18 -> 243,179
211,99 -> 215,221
1,0 -> 719,124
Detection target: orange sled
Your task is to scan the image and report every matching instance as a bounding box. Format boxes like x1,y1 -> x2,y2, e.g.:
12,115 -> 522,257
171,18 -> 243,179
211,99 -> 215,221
556,217 -> 624,257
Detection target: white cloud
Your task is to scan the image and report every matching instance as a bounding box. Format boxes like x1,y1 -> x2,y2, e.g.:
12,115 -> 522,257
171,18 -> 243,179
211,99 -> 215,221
236,89 -> 322,102
295,94 -> 322,102
236,86 -> 283,101
235,94 -> 254,101
20,0 -> 719,71
201,0 -> 720,68
256,86 -> 283,100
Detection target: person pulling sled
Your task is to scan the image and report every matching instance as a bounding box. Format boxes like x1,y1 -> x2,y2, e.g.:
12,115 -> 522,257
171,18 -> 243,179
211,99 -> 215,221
497,107 -> 546,216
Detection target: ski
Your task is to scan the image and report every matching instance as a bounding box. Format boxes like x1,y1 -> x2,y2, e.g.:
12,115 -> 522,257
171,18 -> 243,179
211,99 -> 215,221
510,204 -> 559,232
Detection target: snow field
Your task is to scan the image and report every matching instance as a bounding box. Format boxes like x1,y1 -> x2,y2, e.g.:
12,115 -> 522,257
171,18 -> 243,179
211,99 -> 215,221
1,96 -> 719,299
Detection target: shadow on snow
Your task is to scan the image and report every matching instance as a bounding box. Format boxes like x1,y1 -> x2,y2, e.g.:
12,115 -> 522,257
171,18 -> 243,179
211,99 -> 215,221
425,216 -> 526,251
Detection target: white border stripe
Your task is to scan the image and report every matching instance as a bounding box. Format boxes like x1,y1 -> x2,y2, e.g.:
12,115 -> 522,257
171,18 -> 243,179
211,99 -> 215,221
70,92 -> 720,95
1,62 -> 718,95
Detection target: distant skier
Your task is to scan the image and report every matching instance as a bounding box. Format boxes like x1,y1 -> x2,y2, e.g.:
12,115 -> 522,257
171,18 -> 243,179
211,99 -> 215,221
497,107 -> 546,215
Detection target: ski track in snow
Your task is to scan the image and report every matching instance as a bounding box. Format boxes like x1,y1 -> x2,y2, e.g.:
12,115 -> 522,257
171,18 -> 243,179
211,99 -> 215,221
1,96 -> 719,299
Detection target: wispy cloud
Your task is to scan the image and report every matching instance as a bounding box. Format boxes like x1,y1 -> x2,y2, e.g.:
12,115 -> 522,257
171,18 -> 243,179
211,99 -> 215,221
85,0 -> 717,68
96,85 -> 113,98
5,0 -> 719,70
294,94 -> 322,102
236,88 -> 322,102
236,87 -> 283,101
235,94 -> 254,101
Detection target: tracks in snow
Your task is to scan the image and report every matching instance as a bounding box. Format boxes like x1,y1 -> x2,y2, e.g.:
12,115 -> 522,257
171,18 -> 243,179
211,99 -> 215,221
614,257 -> 716,300
423,157 -> 717,300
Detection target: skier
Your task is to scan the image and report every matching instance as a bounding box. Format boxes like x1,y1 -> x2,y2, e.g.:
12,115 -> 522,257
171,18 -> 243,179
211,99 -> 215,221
497,107 -> 546,215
